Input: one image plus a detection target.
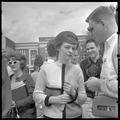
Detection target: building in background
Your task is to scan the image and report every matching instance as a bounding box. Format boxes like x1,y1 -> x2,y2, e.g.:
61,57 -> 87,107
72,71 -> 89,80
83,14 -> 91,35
15,42 -> 39,73
38,36 -> 55,61
2,35 -> 15,52
77,35 -> 88,62
2,35 -> 88,73
38,35 -> 88,62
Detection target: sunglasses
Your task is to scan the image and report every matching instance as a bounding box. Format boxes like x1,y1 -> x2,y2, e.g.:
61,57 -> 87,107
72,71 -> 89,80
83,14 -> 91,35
8,60 -> 17,65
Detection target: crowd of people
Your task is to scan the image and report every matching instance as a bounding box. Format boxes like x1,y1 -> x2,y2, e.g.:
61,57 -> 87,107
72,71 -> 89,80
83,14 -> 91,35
2,5 -> 118,118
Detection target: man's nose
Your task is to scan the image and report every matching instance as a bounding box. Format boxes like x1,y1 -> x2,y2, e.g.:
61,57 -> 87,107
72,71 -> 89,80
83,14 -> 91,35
69,48 -> 73,53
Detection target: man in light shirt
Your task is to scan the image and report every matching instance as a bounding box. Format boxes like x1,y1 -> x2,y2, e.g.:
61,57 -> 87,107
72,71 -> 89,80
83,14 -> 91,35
85,6 -> 118,99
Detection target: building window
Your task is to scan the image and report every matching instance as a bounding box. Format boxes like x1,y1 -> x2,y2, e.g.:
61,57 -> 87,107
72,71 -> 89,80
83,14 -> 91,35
30,50 -> 37,66
16,49 -> 29,64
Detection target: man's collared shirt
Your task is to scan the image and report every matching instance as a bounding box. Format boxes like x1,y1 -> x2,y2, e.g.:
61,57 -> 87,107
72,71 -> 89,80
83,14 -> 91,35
80,56 -> 102,98
100,33 -> 118,98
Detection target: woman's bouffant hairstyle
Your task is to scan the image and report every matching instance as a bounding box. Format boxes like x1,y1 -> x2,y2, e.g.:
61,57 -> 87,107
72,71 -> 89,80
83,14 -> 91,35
54,31 -> 79,49
7,51 -> 27,71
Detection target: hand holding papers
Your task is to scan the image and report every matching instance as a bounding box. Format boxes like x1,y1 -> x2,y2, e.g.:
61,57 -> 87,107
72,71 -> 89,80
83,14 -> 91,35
85,77 -> 101,92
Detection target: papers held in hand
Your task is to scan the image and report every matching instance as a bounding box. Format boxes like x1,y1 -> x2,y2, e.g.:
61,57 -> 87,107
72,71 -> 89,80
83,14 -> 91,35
11,81 -> 28,101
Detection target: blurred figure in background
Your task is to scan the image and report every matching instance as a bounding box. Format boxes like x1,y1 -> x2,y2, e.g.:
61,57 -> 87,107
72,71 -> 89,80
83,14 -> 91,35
31,55 -> 43,117
85,6 -> 118,118
43,39 -> 57,65
7,51 -> 36,118
20,55 -> 29,74
85,5 -> 118,98
80,39 -> 102,118
31,55 -> 43,84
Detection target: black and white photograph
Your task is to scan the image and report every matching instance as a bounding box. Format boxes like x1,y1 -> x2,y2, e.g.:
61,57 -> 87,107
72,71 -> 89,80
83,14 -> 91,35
2,2 -> 118,118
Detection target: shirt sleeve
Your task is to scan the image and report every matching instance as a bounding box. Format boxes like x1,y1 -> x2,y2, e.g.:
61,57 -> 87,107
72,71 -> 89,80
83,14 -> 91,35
33,68 -> 47,106
100,44 -> 118,99
74,67 -> 87,105
100,79 -> 118,98
112,43 -> 118,74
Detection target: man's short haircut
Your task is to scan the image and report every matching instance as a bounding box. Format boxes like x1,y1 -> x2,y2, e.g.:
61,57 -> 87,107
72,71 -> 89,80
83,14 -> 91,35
86,6 -> 115,23
47,39 -> 56,57
85,39 -> 99,47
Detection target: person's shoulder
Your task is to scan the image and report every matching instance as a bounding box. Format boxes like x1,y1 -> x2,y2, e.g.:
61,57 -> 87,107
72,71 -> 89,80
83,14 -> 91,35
71,64 -> 80,69
41,62 -> 56,70
71,64 -> 82,73
70,64 -> 84,78
31,71 -> 39,76
31,71 -> 36,76
22,72 -> 32,80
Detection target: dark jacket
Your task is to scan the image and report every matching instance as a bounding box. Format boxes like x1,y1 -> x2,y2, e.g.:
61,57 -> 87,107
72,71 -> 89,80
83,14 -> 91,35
80,57 -> 103,98
11,73 -> 36,118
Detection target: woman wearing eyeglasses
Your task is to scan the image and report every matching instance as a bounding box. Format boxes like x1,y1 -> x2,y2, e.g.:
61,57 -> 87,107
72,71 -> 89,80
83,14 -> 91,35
33,31 -> 87,118
7,52 -> 36,118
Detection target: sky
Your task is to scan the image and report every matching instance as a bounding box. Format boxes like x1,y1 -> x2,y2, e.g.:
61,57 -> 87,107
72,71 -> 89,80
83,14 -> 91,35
2,2 -> 117,43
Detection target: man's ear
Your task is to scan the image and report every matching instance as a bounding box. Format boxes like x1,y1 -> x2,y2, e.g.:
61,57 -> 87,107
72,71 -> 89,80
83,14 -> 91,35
103,20 -> 109,33
100,20 -> 105,26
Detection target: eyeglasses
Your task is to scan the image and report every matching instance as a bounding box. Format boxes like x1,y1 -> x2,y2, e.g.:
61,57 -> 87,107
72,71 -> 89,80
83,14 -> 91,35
8,60 -> 17,65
